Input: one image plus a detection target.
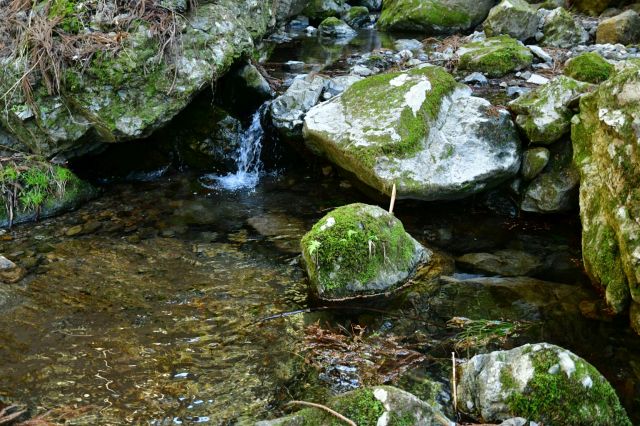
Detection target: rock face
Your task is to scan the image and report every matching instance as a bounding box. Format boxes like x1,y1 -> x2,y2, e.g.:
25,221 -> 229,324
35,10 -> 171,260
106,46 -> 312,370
300,203 -> 428,301
303,66 -> 521,201
256,386 -> 453,425
539,8 -> 588,49
572,66 -> 640,318
520,141 -> 578,213
457,36 -> 533,78
509,76 -> 592,144
563,52 -> 614,84
457,343 -> 631,425
377,0 -> 494,34
483,0 -> 540,42
0,0 -> 277,160
596,10 -> 640,45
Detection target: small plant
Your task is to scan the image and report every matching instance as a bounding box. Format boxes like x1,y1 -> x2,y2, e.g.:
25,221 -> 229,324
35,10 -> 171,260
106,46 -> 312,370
447,317 -> 532,352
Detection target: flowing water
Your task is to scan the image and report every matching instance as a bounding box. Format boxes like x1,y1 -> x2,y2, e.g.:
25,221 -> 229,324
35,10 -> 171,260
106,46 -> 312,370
1,27 -> 640,425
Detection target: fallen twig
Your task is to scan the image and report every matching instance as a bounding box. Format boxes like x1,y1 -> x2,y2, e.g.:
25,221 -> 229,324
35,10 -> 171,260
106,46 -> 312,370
286,400 -> 356,426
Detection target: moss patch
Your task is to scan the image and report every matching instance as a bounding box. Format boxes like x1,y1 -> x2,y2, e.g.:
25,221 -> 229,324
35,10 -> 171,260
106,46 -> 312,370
378,0 -> 472,32
564,52 -> 614,84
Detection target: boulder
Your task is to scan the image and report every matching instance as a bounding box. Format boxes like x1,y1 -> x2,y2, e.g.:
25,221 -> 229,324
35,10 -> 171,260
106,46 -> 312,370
303,66 -> 521,201
572,66 -> 640,317
343,6 -> 372,28
256,386 -> 453,426
457,249 -> 543,277
509,75 -> 593,144
0,0 -> 276,160
572,0 -> 614,15
483,0 -> 540,42
596,10 -> 640,45
539,8 -> 588,48
303,0 -> 349,21
457,343 -> 631,425
300,203 -> 429,301
520,140 -> 578,213
378,0 -> 494,34
318,17 -> 357,38
563,52 -> 614,84
270,75 -> 326,140
457,36 -> 533,78
276,0 -> 311,21
521,147 -> 550,180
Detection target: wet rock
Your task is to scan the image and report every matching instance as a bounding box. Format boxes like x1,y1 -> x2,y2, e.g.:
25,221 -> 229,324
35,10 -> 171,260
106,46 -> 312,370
521,147 -> 550,181
596,10 -> 640,45
318,17 -> 357,38
509,75 -> 592,144
247,213 -> 306,253
378,0 -> 494,34
563,52 -> 614,84
457,36 -> 533,78
303,0 -> 348,21
236,63 -> 275,100
256,386 -> 453,425
483,0 -> 540,42
0,255 -> 25,283
303,66 -> 521,201
456,249 -> 543,277
572,64 -> 640,316
343,6 -> 371,28
457,343 -> 631,425
352,0 -> 382,11
270,74 -> 326,140
521,140 -> 578,213
300,203 -> 429,301
539,7 -> 588,48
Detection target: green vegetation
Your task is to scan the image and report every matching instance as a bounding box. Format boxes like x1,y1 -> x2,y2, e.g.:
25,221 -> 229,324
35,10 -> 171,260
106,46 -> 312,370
504,347 -> 631,425
564,52 -> 614,84
458,35 -> 533,77
319,17 -> 344,28
379,0 -> 471,31
301,204 -> 417,298
49,0 -> 82,33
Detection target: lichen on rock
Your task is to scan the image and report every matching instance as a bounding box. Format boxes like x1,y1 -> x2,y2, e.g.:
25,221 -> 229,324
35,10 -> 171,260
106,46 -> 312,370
457,35 -> 533,78
483,0 -> 540,42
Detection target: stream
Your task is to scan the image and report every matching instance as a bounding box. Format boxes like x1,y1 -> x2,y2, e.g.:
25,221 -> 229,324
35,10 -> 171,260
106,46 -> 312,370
1,25 -> 639,425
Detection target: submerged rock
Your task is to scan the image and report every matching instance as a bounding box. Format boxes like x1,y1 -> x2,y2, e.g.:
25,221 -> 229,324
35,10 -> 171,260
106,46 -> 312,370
520,140 -> 578,213
0,255 -> 25,284
483,0 -> 540,42
303,66 -> 521,201
509,75 -> 592,144
377,0 -> 494,34
457,343 -> 631,425
256,386 -> 453,425
457,35 -> 533,78
572,65 -> 640,317
563,52 -> 614,84
596,10 -> 640,45
457,249 -> 543,277
300,203 -> 428,301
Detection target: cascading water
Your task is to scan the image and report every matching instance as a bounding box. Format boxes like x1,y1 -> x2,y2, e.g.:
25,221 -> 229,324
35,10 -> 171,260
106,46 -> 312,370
201,102 -> 269,191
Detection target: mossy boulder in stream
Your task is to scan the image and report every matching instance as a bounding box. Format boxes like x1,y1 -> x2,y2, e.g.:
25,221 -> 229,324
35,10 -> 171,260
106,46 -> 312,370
256,386 -> 453,425
303,66 -> 521,201
377,0 -> 494,34
572,66 -> 640,320
457,35 -> 533,78
457,343 -> 631,425
300,203 -> 429,301
509,75 -> 593,144
563,52 -> 614,84
0,158 -> 95,228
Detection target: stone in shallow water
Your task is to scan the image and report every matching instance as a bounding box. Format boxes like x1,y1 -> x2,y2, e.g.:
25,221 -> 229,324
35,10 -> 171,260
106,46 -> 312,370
303,65 -> 521,201
247,213 -> 306,253
300,203 -> 429,301
456,249 -> 543,277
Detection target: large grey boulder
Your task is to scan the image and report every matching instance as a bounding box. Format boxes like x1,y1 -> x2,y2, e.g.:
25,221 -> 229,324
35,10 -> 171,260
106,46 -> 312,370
300,203 -> 429,301
540,7 -> 588,48
378,0 -> 494,34
483,0 -> 540,42
596,10 -> 640,45
457,343 -> 631,425
303,66 -> 521,201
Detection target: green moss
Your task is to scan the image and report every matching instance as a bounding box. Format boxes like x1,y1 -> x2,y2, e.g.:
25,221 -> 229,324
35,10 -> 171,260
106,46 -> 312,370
289,388 -> 385,426
49,0 -> 82,33
389,412 -> 415,426
378,0 -> 471,31
346,6 -> 369,20
458,36 -> 533,78
319,17 -> 343,28
564,52 -> 614,84
505,347 -> 631,425
301,204 -> 417,298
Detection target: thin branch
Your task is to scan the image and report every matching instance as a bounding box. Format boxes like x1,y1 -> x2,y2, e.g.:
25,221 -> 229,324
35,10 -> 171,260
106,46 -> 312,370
286,401 -> 356,426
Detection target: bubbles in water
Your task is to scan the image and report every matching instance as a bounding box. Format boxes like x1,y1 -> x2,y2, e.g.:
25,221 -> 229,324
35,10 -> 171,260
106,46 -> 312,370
201,103 -> 269,191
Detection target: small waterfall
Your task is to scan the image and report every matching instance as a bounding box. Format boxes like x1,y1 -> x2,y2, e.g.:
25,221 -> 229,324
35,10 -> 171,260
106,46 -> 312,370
201,103 -> 269,191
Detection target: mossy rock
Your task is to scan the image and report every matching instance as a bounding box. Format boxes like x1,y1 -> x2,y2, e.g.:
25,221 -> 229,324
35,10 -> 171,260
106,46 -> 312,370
596,10 -> 640,45
572,66 -> 640,317
318,17 -> 357,38
564,52 -> 614,84
571,0 -> 614,14
509,75 -> 593,144
377,0 -> 494,34
344,5 -> 371,27
521,147 -> 550,180
303,65 -> 521,201
255,386 -> 453,426
0,158 -> 96,228
483,0 -> 540,41
458,343 -> 631,425
457,36 -> 533,78
303,0 -> 349,21
300,203 -> 429,301
540,7 -> 587,49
